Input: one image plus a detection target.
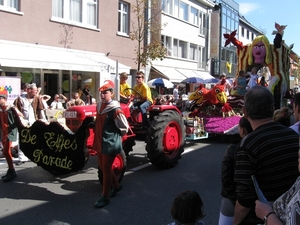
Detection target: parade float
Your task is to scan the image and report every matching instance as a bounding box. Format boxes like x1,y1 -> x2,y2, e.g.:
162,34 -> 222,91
186,22 -> 295,138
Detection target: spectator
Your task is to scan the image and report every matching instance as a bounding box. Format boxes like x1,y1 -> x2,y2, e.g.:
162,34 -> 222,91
131,71 -> 153,128
82,84 -> 92,105
66,92 -> 85,108
255,201 -> 283,225
14,83 -> 46,163
233,86 -> 299,225
36,87 -> 51,119
218,117 -> 253,225
173,85 -> 179,102
168,190 -> 206,225
93,80 -> 129,208
290,92 -> 300,134
273,107 -> 290,127
255,137 -> 300,224
50,94 -> 65,110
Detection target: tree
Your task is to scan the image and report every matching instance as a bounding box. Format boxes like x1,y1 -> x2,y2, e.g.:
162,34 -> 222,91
130,0 -> 167,71
59,24 -> 73,49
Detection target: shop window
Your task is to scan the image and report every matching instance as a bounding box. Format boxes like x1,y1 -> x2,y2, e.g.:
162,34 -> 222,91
118,1 -> 129,35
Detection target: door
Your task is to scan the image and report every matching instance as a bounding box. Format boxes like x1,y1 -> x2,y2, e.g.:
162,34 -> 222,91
44,73 -> 59,103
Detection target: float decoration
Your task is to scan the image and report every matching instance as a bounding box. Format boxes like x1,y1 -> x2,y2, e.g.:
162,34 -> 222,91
186,22 -> 294,135
223,30 -> 243,50
12,107 -> 93,175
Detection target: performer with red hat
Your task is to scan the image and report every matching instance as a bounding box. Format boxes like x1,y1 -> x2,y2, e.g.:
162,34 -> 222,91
93,80 -> 129,208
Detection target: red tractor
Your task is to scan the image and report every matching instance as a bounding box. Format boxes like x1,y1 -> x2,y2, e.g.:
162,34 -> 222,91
64,88 -> 186,183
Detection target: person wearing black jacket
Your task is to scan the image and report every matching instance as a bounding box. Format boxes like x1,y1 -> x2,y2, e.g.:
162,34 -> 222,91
218,117 -> 253,225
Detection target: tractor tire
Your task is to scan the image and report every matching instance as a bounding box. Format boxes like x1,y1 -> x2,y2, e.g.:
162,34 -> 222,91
146,110 -> 185,169
98,150 -> 126,185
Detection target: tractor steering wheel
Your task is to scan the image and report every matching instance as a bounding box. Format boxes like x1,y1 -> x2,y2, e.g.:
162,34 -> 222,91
123,88 -> 143,104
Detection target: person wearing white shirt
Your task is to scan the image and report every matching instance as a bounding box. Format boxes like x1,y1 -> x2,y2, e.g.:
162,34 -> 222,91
50,94 -> 64,110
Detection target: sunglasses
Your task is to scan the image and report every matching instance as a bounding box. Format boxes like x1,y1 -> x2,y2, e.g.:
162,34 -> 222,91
122,77 -> 128,80
136,76 -> 143,79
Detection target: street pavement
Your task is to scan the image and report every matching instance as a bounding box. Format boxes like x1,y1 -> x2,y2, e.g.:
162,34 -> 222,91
0,136 -> 231,225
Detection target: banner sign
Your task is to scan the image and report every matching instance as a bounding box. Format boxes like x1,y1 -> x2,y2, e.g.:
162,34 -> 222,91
0,77 -> 21,104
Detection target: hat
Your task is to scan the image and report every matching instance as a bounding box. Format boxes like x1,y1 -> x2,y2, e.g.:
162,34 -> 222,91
0,89 -> 8,99
98,80 -> 114,92
220,72 -> 226,78
27,83 -> 37,89
119,72 -> 128,78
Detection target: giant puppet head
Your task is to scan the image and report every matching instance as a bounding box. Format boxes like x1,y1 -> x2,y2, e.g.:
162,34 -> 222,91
248,35 -> 272,65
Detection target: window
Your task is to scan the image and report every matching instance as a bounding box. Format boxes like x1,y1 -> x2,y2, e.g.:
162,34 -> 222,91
162,0 -> 172,15
0,0 -> 19,11
189,44 -> 197,60
246,30 -> 249,39
241,27 -> 244,37
199,12 -> 208,36
52,0 -> 98,28
190,7 -> 198,25
166,36 -> 172,56
118,1 -> 129,34
174,0 -> 179,17
70,0 -> 82,22
179,1 -> 188,22
178,40 -> 187,59
173,39 -> 178,57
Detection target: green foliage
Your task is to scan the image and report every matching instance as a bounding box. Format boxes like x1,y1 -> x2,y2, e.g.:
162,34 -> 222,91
130,0 -> 167,71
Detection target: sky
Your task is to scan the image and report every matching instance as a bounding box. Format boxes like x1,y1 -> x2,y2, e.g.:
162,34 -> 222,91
235,0 -> 300,55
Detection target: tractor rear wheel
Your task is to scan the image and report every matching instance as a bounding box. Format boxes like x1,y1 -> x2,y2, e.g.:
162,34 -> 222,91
146,110 -> 185,168
98,150 -> 126,185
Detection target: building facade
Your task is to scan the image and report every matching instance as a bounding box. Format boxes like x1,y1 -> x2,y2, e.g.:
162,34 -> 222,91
147,0 -> 215,94
0,0 -> 138,102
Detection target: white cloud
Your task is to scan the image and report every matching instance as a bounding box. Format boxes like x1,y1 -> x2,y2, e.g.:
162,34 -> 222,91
239,3 -> 260,16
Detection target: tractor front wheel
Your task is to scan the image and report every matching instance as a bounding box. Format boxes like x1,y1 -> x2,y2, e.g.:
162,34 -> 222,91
146,110 -> 185,168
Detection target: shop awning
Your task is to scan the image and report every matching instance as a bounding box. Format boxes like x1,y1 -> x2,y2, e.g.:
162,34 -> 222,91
193,70 -> 217,80
175,68 -> 199,78
0,40 -> 130,73
151,65 -> 216,84
151,65 -> 188,83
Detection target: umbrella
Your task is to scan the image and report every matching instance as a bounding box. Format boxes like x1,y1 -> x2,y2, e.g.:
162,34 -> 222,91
147,78 -> 174,88
204,78 -> 219,83
181,77 -> 205,84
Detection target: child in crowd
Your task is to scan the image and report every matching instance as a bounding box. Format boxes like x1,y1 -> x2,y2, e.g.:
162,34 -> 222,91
168,190 -> 206,225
